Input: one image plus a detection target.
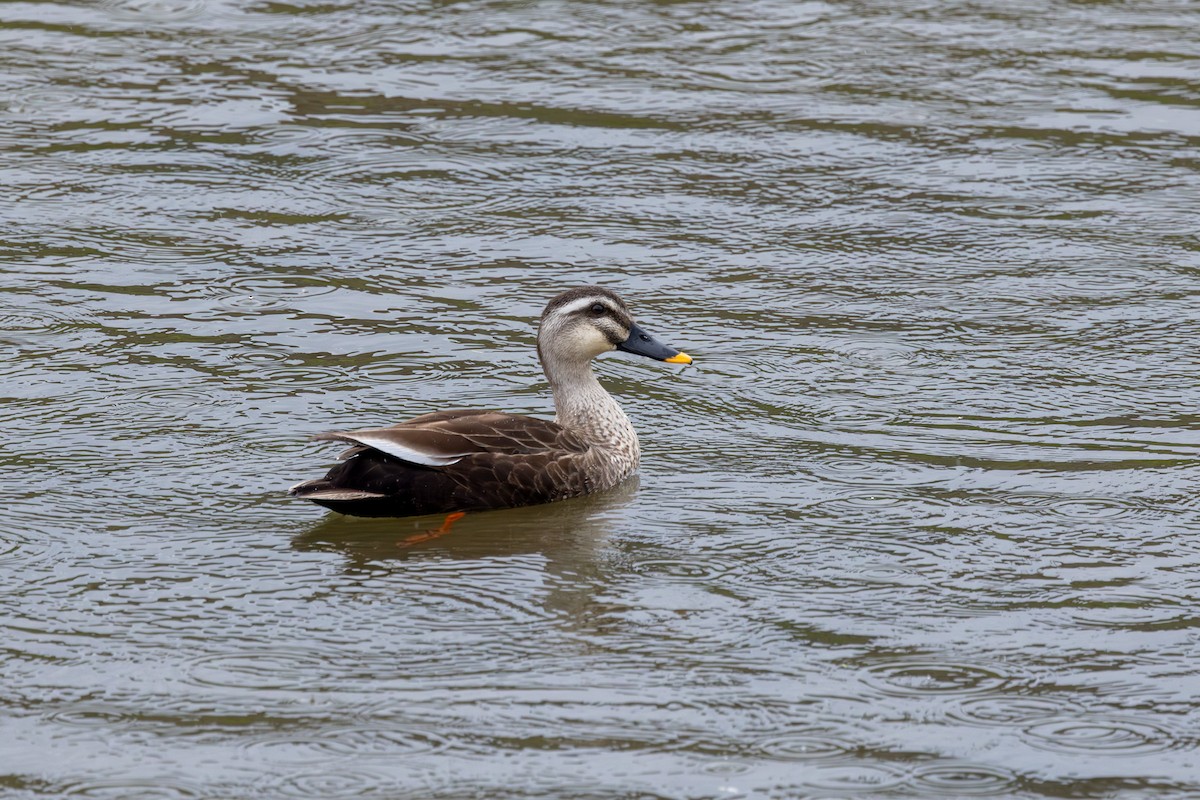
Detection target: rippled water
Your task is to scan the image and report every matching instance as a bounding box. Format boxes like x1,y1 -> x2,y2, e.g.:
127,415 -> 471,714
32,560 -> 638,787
3,0 -> 1200,797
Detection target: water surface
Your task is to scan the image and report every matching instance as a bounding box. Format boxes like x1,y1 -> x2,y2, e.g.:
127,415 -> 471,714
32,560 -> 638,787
3,0 -> 1200,797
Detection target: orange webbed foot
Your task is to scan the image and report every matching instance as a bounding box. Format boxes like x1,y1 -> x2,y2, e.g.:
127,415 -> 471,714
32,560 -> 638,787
398,512 -> 467,548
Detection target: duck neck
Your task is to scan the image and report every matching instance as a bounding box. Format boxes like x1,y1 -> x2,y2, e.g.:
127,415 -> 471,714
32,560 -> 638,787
544,357 -> 638,452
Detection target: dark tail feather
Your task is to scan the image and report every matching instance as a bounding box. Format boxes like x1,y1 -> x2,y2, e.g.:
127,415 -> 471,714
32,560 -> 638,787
288,479 -> 386,501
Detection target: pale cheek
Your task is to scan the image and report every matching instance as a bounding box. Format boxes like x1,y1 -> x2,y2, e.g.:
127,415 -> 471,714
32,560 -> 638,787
585,331 -> 614,355
554,327 -> 612,358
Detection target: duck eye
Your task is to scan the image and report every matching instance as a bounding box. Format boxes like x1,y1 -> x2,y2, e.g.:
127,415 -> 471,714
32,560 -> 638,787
589,303 -> 606,316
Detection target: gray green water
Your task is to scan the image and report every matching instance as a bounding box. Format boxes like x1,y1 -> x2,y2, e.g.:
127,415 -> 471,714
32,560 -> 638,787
3,0 -> 1200,797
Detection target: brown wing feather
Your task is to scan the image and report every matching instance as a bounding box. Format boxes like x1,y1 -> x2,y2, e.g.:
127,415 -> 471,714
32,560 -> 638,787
330,410 -> 525,460
394,408 -> 487,426
293,409 -> 596,517
315,410 -> 589,466
437,412 -> 590,454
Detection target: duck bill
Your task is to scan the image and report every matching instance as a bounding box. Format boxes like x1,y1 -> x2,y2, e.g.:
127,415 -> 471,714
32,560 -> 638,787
617,322 -> 693,364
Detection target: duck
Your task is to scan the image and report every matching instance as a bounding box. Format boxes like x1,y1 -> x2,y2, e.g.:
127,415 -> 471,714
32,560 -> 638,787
288,286 -> 692,518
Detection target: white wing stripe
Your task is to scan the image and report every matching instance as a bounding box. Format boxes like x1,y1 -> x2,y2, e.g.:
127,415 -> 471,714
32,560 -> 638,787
348,435 -> 467,467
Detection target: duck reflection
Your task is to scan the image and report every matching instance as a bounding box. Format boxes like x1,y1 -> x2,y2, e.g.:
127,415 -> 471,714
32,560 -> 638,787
291,478 -> 639,626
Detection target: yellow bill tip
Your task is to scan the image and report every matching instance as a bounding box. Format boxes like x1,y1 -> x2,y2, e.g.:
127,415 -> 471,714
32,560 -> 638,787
665,351 -> 693,365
